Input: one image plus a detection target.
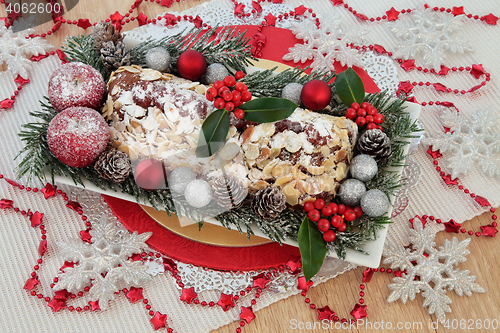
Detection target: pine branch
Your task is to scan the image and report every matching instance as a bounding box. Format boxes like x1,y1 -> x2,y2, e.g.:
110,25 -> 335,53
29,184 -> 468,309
61,34 -> 109,81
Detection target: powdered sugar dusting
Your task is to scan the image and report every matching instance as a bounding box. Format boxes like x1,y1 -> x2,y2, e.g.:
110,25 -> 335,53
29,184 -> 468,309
48,62 -> 106,112
47,107 -> 110,168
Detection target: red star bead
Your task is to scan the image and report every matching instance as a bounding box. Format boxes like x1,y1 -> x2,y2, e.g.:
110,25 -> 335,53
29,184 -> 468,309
80,228 -> 92,243
4,178 -> 20,187
150,311 -> 168,330
77,19 -> 92,30
264,13 -> 277,26
41,183 -> 57,199
440,101 -> 455,108
474,195 -> 491,207
39,239 -> 47,257
468,84 -> 483,93
240,306 -> 256,324
350,304 -> 367,320
134,0 -> 143,6
252,1 -> 262,13
234,3 -> 245,16
110,11 -> 124,23
297,276 -> 313,292
393,270 -> 404,277
0,199 -> 14,209
317,306 -> 335,321
48,298 -> 66,312
285,257 -> 302,275
126,287 -> 144,303
442,174 -> 459,186
14,75 -> 30,86
137,12 -> 148,26
0,99 -> 14,109
8,9 -> 21,22
295,5 -> 307,16
89,300 -> 101,311
432,83 -> 447,92
452,6 -> 465,16
482,14 -> 498,25
386,7 -> 400,21
437,65 -> 450,75
362,268 -> 374,283
130,254 -> 143,261
163,258 -> 176,272
406,96 -> 417,103
372,44 -> 387,54
23,276 -> 39,290
65,201 -> 82,212
332,0 -> 344,5
443,219 -> 461,233
32,213 -> 49,233
180,287 -> 198,304
53,290 -> 70,301
470,64 -> 485,79
193,15 -> 203,28
160,0 -> 173,6
400,59 -> 416,71
252,273 -> 270,289
60,261 -> 75,272
217,293 -> 235,311
426,147 -> 442,159
56,49 -> 68,64
164,14 -> 178,26
481,225 -> 498,237
398,80 -> 414,94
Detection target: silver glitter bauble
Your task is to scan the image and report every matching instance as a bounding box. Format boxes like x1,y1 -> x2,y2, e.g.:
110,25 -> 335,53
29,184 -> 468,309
350,154 -> 378,182
204,63 -> 229,84
168,167 -> 196,194
360,189 -> 390,217
145,47 -> 171,72
281,83 -> 303,105
338,178 -> 366,206
184,179 -> 213,208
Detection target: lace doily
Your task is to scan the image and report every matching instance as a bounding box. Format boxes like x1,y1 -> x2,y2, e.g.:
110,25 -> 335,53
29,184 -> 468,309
361,52 -> 399,94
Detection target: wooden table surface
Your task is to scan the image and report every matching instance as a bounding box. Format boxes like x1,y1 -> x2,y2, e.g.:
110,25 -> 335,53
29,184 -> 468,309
2,1 -> 499,332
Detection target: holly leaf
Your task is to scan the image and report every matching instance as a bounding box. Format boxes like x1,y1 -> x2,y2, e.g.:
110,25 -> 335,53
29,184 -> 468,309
334,67 -> 364,106
298,217 -> 327,281
195,109 -> 230,158
240,98 -> 297,123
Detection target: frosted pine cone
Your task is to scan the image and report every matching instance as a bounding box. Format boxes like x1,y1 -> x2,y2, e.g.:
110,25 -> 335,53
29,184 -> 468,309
212,175 -> 248,210
251,186 -> 286,220
91,22 -> 122,50
100,41 -> 131,72
357,129 -> 392,163
94,148 -> 132,183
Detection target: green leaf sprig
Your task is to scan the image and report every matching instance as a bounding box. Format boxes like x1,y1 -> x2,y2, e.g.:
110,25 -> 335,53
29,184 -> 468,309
334,67 -> 364,106
297,217 -> 327,281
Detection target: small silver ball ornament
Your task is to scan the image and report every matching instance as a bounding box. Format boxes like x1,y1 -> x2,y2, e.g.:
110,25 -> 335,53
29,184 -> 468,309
184,179 -> 213,208
338,178 -> 366,206
281,83 -> 303,105
205,63 -> 229,84
168,167 -> 196,194
360,189 -> 390,217
145,47 -> 171,72
350,154 -> 378,182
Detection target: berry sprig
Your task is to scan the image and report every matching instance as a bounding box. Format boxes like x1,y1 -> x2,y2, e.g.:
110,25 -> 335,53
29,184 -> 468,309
344,102 -> 385,131
205,71 -> 252,119
304,199 -> 364,243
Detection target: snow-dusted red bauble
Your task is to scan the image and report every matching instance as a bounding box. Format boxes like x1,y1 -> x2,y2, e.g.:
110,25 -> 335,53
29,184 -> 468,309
177,50 -> 207,81
133,159 -> 167,191
301,80 -> 332,111
46,107 -> 110,168
48,62 -> 106,112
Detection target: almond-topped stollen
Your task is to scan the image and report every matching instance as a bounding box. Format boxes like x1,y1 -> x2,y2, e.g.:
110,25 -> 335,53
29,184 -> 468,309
104,66 -> 358,206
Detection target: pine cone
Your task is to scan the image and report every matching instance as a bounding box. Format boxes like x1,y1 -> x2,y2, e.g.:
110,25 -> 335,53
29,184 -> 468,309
94,148 -> 132,183
357,129 -> 392,163
100,41 -> 131,72
91,22 -> 123,51
212,174 -> 248,210
251,186 -> 287,220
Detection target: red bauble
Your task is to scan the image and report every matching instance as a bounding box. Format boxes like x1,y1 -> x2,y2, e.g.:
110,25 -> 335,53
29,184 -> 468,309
177,50 -> 207,81
301,80 -> 332,111
133,159 -> 166,191
48,62 -> 106,112
46,107 -> 109,168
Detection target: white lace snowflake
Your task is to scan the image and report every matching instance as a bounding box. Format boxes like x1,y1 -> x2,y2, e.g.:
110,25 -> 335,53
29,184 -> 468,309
423,107 -> 500,179
54,222 -> 152,310
390,7 -> 472,70
283,15 -> 367,71
383,220 -> 485,324
0,18 -> 53,79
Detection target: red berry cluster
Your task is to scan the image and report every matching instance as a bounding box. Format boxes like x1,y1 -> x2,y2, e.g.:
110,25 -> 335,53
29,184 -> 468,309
205,71 -> 252,119
304,199 -> 363,243
344,102 -> 385,131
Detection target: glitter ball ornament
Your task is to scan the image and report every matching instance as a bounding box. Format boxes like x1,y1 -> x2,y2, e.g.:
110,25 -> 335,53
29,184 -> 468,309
338,179 -> 366,206
281,83 -> 303,105
177,50 -> 207,81
360,189 -> 389,217
168,167 -> 196,194
184,179 -> 213,208
350,154 -> 378,182
301,80 -> 332,111
133,159 -> 166,191
145,47 -> 171,72
204,63 -> 229,84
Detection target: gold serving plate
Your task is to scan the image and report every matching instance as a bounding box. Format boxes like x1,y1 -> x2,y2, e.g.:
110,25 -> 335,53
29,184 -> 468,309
141,205 -> 271,247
